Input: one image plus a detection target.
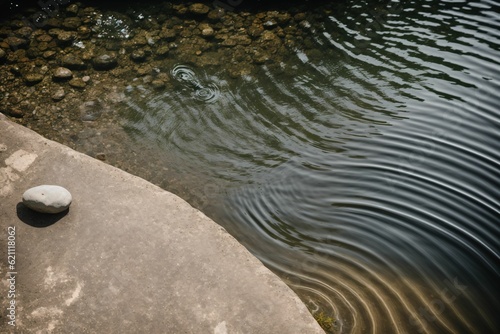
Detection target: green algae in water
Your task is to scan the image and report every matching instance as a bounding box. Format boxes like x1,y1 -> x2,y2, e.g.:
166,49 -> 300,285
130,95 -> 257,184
314,312 -> 336,333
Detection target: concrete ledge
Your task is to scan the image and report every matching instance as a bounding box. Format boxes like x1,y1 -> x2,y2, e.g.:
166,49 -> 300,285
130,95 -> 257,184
0,114 -> 324,333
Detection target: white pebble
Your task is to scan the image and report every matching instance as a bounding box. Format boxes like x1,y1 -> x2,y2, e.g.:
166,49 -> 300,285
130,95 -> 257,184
22,185 -> 72,214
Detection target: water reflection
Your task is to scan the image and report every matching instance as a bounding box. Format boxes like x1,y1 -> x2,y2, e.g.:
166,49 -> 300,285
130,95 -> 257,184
99,0 -> 500,332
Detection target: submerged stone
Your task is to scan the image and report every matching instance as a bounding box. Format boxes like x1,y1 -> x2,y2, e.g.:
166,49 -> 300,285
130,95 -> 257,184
22,185 -> 72,214
53,67 -> 73,80
23,73 -> 44,85
92,53 -> 118,70
189,3 -> 210,15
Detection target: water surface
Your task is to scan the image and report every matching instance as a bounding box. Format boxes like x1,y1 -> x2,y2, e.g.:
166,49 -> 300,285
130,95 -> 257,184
31,0 -> 500,332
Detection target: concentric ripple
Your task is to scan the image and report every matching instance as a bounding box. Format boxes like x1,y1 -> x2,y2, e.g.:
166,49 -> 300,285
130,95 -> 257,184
170,64 -> 221,102
116,1 -> 500,333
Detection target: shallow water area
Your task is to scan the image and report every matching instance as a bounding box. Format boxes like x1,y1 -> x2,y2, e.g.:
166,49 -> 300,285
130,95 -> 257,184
1,1 -> 499,333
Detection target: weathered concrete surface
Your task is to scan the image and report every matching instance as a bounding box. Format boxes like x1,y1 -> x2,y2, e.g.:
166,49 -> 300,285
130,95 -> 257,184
0,114 -> 324,333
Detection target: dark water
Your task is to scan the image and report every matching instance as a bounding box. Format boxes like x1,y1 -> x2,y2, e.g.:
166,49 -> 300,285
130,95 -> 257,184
83,0 -> 500,333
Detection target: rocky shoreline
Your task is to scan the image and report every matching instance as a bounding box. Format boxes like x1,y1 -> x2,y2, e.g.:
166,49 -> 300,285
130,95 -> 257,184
0,1 -> 335,175
0,2 -> 338,187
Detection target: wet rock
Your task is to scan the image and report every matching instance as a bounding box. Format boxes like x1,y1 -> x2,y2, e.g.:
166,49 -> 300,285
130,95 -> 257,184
15,27 -> 33,39
69,78 -> 86,88
5,37 -> 28,50
208,8 -> 225,21
9,66 -> 21,76
136,65 -> 152,76
43,50 -> 57,59
261,30 -> 278,41
23,73 -> 44,85
62,17 -> 82,31
0,48 -> 6,60
53,67 -> 73,80
130,49 -> 147,62
159,28 -> 177,41
276,13 -> 292,25
26,48 -> 40,59
61,54 -> 86,70
248,25 -> 264,38
252,50 -> 270,64
52,87 -> 66,101
0,107 -> 24,118
221,35 -> 252,47
45,18 -> 62,28
294,13 -> 307,22
0,27 -> 12,38
55,30 -> 77,45
151,79 -> 166,89
263,19 -> 278,29
22,185 -> 72,214
199,24 -> 215,38
189,3 -> 210,15
92,53 -> 118,70
36,34 -> 53,43
66,4 -> 79,16
105,40 -> 122,51
156,45 -> 170,58
77,26 -> 91,39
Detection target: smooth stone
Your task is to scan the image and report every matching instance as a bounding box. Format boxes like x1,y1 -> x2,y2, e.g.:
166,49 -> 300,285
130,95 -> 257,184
53,67 -> 73,80
61,54 -> 86,70
23,73 -> 44,85
22,185 -> 72,214
92,53 -> 118,70
189,3 -> 210,15
69,78 -> 86,88
52,87 -> 66,101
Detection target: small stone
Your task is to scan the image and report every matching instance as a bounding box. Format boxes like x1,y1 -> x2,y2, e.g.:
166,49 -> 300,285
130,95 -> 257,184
261,31 -> 277,41
77,26 -> 91,39
52,87 -> 66,101
69,78 -> 86,88
207,8 -> 225,21
156,45 -> 170,57
66,4 -> 79,16
53,67 -> 73,80
36,34 -> 53,42
294,13 -> 307,22
82,76 -> 91,83
23,73 -> 44,85
189,3 -> 210,15
15,27 -> 33,39
92,53 -> 118,70
22,185 -> 72,214
0,48 -> 5,59
43,50 -> 57,59
56,31 -> 77,44
5,37 -> 28,49
61,54 -> 86,70
248,25 -> 264,38
130,49 -> 147,62
62,17 -> 82,30
263,20 -> 278,29
201,27 -> 215,38
96,153 -> 106,161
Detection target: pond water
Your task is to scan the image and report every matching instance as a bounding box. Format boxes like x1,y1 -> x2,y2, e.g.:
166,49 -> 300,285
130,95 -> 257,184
3,0 -> 499,333
116,1 -> 500,332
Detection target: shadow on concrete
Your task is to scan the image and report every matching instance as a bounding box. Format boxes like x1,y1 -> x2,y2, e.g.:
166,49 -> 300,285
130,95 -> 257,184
16,203 -> 68,227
